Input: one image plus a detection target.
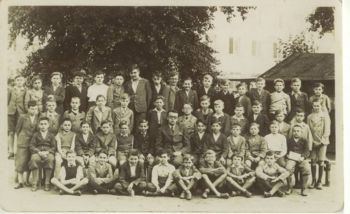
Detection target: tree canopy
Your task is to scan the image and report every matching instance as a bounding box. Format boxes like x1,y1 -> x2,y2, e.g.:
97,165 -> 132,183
307,7 -> 334,37
9,6 -> 253,83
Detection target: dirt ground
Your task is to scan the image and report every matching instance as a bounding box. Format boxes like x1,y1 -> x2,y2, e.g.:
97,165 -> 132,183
0,158 -> 343,213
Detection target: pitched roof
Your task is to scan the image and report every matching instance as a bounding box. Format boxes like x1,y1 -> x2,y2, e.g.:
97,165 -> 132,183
260,53 -> 334,80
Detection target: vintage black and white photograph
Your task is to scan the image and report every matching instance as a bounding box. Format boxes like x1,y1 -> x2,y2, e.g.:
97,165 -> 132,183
0,0 -> 343,212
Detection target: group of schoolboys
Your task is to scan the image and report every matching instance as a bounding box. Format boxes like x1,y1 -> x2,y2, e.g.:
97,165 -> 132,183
8,65 -> 332,199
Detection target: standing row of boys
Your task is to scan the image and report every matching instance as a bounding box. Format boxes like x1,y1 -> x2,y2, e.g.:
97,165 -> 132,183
8,64 -> 332,199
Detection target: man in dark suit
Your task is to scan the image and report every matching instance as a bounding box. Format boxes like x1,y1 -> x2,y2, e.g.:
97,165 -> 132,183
197,74 -> 216,102
124,64 -> 152,130
174,77 -> 199,114
248,101 -> 270,136
156,111 -> 190,167
64,70 -> 88,113
247,77 -> 270,115
150,71 -> 171,111
113,149 -> 147,196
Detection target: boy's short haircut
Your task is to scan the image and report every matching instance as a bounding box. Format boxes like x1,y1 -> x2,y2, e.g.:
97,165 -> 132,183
214,99 -> 224,106
313,82 -> 325,89
100,120 -> 111,127
119,120 -> 129,129
73,70 -> 86,77
183,103 -> 193,108
98,150 -> 108,156
80,120 -> 90,127
120,93 -> 130,100
94,71 -> 105,77
27,100 -> 37,108
169,71 -> 179,78
274,109 -> 284,116
231,123 -> 242,129
183,77 -> 192,83
96,94 -> 106,101
236,82 -> 248,89
250,122 -> 260,129
152,71 -> 162,78
168,110 -> 179,116
31,76 -> 42,84
273,78 -> 285,85
200,95 -> 210,102
139,119 -> 149,126
71,96 -> 81,102
51,72 -> 63,78
203,73 -> 213,81
252,100 -> 262,106
270,120 -> 279,126
293,124 -> 303,129
235,103 -> 244,109
130,64 -> 140,72
39,116 -> 50,123
157,148 -> 169,157
265,150 -> 275,157
129,149 -> 139,157
46,97 -> 57,104
66,150 -> 76,157
220,79 -> 229,85
311,98 -> 321,104
204,149 -> 216,157
154,95 -> 165,102
211,118 -> 222,126
183,154 -> 194,162
295,108 -> 305,114
196,119 -> 206,126
291,78 -> 301,83
62,118 -> 72,124
255,77 -> 266,83
233,154 -> 244,160
114,72 -> 125,78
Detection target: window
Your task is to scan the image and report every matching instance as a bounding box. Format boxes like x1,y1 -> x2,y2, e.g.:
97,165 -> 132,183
229,37 -> 234,54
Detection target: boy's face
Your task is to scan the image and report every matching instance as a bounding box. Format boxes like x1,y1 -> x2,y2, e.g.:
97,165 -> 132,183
152,76 -> 162,85
291,81 -> 301,92
200,100 -> 210,109
196,122 -> 206,133
265,155 -> 275,165
232,156 -> 242,166
292,127 -> 302,138
183,80 -> 192,90
120,125 -> 129,135
159,154 -> 169,164
202,77 -> 212,88
46,102 -> 57,112
220,83 -> 229,91
238,86 -> 247,95
70,98 -> 80,110
130,69 -> 140,80
154,99 -> 164,109
33,79 -> 42,89
312,102 -> 321,112
51,74 -> 61,85
28,106 -> 38,115
114,76 -> 124,86
295,112 -> 305,122
15,77 -> 25,87
96,97 -> 106,107
211,123 -> 221,133
101,123 -> 111,134
66,153 -> 76,164
313,87 -> 323,96
169,75 -> 179,86
256,81 -> 265,90
94,74 -> 104,85
249,125 -> 259,135
183,160 -> 193,168
128,155 -> 139,166
62,121 -> 72,132
138,122 -> 149,133
214,103 -> 224,113
231,126 -> 241,136
234,107 -> 244,116
252,105 -> 261,114
269,124 -> 279,134
275,113 -> 285,122
120,98 -> 130,108
274,82 -> 284,92
182,104 -> 193,115
205,153 -> 216,164
81,124 -> 90,134
74,76 -> 84,85
98,153 -> 108,164
39,120 -> 49,132
167,112 -> 178,125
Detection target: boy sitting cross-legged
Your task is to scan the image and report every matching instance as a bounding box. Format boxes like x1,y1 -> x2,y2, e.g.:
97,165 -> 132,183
199,149 -> 230,199
51,151 -> 89,196
113,149 -> 147,196
226,155 -> 255,198
172,154 -> 202,200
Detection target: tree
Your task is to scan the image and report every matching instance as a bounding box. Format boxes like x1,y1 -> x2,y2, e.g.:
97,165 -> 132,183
307,7 -> 334,37
9,6 -> 253,83
276,33 -> 316,61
